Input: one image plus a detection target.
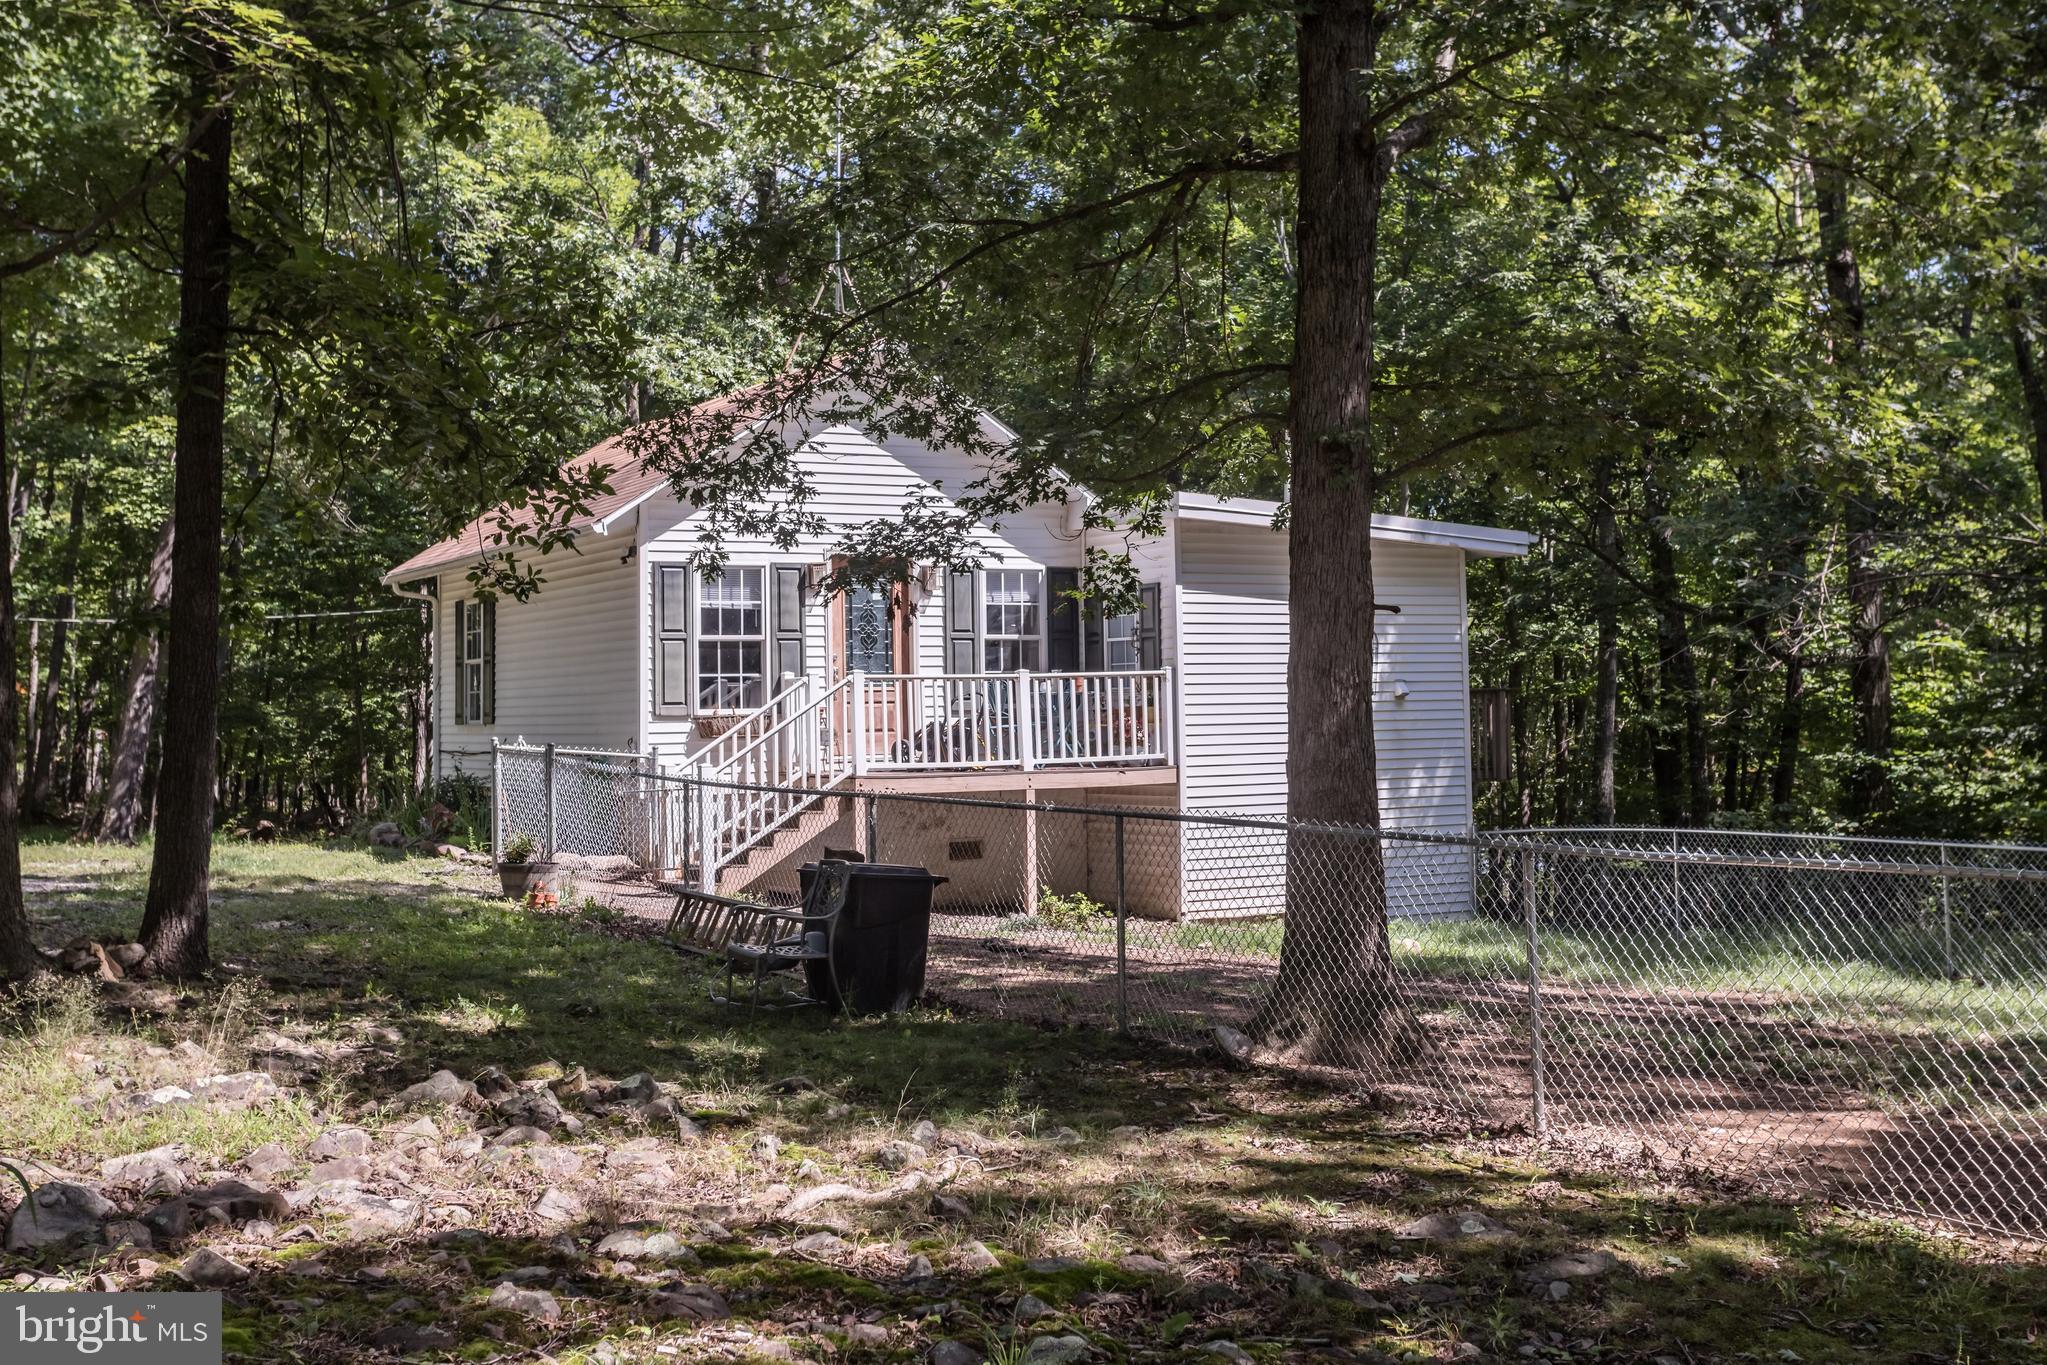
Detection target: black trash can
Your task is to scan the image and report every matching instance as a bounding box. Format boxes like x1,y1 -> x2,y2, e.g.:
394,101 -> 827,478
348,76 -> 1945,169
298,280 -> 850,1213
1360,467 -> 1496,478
798,862 -> 947,1014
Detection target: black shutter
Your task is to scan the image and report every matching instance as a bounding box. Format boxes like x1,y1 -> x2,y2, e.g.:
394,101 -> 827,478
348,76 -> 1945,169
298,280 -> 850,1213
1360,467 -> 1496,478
1046,567 -> 1081,672
481,598 -> 497,723
1138,583 -> 1162,670
655,565 -> 688,713
1082,602 -> 1105,671
946,570 -> 978,674
450,600 -> 466,723
771,564 -> 806,689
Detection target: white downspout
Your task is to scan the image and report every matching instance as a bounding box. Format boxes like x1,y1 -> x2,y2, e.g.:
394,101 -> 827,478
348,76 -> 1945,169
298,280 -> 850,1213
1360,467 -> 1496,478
387,579 -> 439,784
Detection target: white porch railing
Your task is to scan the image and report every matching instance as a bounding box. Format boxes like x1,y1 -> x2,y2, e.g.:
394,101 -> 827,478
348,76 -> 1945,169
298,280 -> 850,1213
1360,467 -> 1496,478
651,667 -> 1173,891
845,669 -> 1172,774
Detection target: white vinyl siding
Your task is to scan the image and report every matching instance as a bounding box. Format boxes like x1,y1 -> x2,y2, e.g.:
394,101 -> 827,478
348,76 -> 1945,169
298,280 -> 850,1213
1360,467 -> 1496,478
432,549 -> 639,776
1174,520 -> 1476,919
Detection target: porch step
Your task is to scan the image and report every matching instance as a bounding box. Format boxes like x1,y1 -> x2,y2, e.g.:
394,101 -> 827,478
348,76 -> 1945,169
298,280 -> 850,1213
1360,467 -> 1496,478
717,793 -> 860,897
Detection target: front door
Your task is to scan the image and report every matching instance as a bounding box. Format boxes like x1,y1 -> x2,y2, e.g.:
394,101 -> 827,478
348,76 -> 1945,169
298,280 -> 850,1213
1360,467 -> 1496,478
830,561 -> 918,763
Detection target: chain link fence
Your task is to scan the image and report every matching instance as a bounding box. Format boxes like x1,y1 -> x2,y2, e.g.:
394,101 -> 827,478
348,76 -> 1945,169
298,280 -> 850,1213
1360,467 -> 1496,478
491,741 -> 656,864
495,754 -> 2047,1240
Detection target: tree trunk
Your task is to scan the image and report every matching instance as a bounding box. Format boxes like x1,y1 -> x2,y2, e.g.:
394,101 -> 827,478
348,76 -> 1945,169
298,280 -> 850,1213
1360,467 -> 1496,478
1815,167 -> 1891,824
1642,454 -> 1710,824
0,357 -> 42,978
28,478 -> 86,817
137,54 -> 233,978
1250,0 -> 1409,1067
2008,290 -> 2047,525
99,517 -> 174,842
1590,457 -> 1621,824
63,657 -> 104,810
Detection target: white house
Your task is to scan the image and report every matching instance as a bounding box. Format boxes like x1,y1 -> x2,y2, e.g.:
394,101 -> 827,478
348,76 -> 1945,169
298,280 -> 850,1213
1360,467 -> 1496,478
383,388 -> 1530,920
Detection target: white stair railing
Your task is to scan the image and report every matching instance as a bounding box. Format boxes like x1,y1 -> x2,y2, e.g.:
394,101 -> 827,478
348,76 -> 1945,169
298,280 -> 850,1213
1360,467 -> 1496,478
689,674 -> 851,891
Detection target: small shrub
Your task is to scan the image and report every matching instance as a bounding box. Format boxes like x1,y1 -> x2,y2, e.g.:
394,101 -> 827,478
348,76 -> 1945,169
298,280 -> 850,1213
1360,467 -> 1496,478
501,832 -> 539,865
1037,889 -> 1111,932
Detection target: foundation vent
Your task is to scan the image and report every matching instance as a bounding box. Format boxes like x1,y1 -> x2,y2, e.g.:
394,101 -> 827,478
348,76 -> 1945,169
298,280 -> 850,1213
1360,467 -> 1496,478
948,840 -> 984,862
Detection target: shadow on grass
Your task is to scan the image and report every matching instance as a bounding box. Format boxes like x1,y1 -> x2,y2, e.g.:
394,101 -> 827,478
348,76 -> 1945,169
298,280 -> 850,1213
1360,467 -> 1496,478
11,838 -> 2047,1363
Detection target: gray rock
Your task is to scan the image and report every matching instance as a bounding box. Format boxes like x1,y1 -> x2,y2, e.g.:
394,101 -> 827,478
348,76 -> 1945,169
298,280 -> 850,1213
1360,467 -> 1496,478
904,1253 -> 935,1281
190,1071 -> 280,1106
529,1147 -> 585,1181
610,1073 -> 659,1104
846,1324 -> 890,1345
472,1066 -> 516,1099
1199,1343 -> 1254,1365
488,1282 -> 561,1321
241,1143 -> 294,1181
505,1265 -> 555,1284
534,1187 -> 584,1225
650,1283 -> 730,1321
369,821 -> 404,848
106,943 -> 147,969
440,1134 -> 486,1160
397,1070 -> 477,1107
489,1125 -> 552,1148
307,1127 -> 372,1160
1045,1127 -> 1083,1147
909,1119 -> 941,1146
496,1086 -> 563,1131
1394,1210 -> 1510,1242
6,1183 -> 115,1252
876,1140 -> 926,1172
122,1085 -> 195,1113
102,1220 -> 153,1251
1015,1293 -> 1058,1322
372,1324 -> 456,1352
1115,1253 -> 1171,1276
954,1240 -> 1001,1273
1546,1279 -> 1570,1301
749,1132 -> 781,1163
178,1248 -> 251,1287
100,1145 -> 187,1195
324,1190 -> 419,1236
1527,1249 -> 1618,1281
930,1342 -> 983,1365
394,1116 -> 441,1141
308,1155 -> 373,1187
1022,1334 -> 1090,1365
1213,1024 -> 1255,1063
792,1231 -> 849,1257
932,1194 -> 973,1220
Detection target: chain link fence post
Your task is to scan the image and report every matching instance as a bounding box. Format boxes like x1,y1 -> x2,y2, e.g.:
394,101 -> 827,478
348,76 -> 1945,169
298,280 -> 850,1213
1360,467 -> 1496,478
1115,812 -> 1128,1036
542,742 -> 557,860
1940,843 -> 1953,979
865,792 -> 880,862
1522,845 -> 1548,1142
491,737 -> 502,862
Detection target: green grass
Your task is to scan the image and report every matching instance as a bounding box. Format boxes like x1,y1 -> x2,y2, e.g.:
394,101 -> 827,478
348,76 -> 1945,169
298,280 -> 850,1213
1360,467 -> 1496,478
4,834 -> 2045,1365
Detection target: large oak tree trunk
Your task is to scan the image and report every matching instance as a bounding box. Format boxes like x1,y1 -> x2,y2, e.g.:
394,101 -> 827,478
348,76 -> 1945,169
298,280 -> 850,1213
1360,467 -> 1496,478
137,55 -> 233,978
0,365 -> 42,979
1250,0 -> 1414,1068
98,517 -> 174,842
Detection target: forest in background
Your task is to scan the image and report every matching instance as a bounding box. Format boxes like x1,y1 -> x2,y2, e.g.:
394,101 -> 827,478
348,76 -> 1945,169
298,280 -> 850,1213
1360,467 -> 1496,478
5,0 -> 2044,854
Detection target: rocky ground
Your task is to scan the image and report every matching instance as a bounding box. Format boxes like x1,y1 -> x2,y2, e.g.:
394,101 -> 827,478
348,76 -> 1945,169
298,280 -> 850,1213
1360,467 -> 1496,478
3,836 -> 2044,1363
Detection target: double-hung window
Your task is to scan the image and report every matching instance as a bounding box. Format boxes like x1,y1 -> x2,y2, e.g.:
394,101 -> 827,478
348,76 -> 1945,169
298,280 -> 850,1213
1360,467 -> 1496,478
451,597 -> 495,724
1102,607 -> 1141,671
982,569 -> 1042,671
697,566 -> 766,710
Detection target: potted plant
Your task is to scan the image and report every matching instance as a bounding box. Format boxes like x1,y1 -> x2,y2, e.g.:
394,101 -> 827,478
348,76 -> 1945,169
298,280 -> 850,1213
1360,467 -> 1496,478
497,832 -> 554,900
